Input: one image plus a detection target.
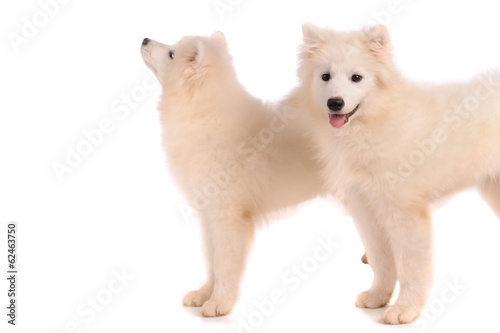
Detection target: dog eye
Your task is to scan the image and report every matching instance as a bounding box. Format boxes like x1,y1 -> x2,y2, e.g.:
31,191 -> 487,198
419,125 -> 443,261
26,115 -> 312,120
169,51 -> 175,59
351,74 -> 362,82
322,73 -> 331,82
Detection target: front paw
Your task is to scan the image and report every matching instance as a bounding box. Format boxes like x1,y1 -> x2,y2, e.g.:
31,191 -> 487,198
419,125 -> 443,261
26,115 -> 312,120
201,299 -> 234,317
183,289 -> 211,307
355,289 -> 392,309
382,305 -> 420,324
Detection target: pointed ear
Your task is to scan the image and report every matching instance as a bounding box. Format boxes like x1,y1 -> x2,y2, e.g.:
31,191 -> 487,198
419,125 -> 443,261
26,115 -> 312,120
189,39 -> 204,68
302,23 -> 323,45
184,38 -> 209,86
210,31 -> 226,44
210,30 -> 228,53
362,25 -> 391,57
359,25 -> 393,87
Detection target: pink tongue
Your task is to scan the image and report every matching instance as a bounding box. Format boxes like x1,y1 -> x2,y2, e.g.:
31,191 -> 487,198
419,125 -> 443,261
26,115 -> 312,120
329,114 -> 346,128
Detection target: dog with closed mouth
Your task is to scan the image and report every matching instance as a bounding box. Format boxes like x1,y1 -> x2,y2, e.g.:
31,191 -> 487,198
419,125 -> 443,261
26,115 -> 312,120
141,32 -> 330,317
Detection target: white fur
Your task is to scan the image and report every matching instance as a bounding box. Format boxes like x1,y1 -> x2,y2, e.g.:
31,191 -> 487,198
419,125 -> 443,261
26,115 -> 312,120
141,32 -> 326,317
291,23 -> 500,324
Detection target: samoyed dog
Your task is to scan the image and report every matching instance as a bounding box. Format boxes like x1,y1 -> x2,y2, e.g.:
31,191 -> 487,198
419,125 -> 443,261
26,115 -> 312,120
292,23 -> 500,324
141,32 -> 327,317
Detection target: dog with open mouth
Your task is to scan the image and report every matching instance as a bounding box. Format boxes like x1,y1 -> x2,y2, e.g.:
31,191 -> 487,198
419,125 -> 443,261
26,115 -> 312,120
288,23 -> 500,324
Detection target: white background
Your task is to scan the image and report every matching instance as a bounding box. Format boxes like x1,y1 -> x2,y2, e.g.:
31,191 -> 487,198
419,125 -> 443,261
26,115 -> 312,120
1,0 -> 500,332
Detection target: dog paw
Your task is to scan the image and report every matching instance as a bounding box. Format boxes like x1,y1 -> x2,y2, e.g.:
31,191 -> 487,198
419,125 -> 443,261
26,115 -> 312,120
355,290 -> 392,308
200,299 -> 233,317
382,305 -> 419,324
183,290 -> 211,307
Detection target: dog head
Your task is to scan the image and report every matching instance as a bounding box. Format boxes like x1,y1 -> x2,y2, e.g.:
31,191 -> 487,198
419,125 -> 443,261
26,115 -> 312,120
141,31 -> 230,89
298,23 -> 394,128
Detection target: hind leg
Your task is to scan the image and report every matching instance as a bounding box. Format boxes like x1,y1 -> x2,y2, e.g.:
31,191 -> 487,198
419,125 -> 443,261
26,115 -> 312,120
479,175 -> 500,219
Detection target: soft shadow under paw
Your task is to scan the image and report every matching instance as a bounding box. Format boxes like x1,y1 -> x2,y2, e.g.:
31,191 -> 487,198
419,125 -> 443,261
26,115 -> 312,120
356,306 -> 389,324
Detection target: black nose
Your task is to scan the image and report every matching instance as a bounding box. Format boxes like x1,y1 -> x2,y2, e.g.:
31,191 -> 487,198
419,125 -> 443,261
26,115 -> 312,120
142,38 -> 150,46
327,98 -> 344,112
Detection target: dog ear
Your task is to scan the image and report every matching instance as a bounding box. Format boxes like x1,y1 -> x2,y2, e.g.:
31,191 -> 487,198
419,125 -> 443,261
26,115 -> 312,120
302,23 -> 323,46
184,38 -> 211,86
210,31 -> 226,44
360,25 -> 394,87
210,30 -> 228,53
362,25 -> 391,57
188,33 -> 227,68
188,38 -> 205,68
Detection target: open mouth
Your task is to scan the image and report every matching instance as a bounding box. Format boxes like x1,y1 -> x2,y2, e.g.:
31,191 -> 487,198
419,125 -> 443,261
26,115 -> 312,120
329,104 -> 359,128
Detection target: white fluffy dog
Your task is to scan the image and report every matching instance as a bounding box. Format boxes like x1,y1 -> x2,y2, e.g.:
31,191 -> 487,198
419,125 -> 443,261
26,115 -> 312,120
141,32 -> 326,317
290,23 -> 500,324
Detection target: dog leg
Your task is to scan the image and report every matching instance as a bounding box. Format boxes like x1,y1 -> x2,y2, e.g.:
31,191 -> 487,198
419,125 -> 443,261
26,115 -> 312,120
200,209 -> 255,317
183,216 -> 215,307
348,200 -> 397,309
382,207 -> 433,325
